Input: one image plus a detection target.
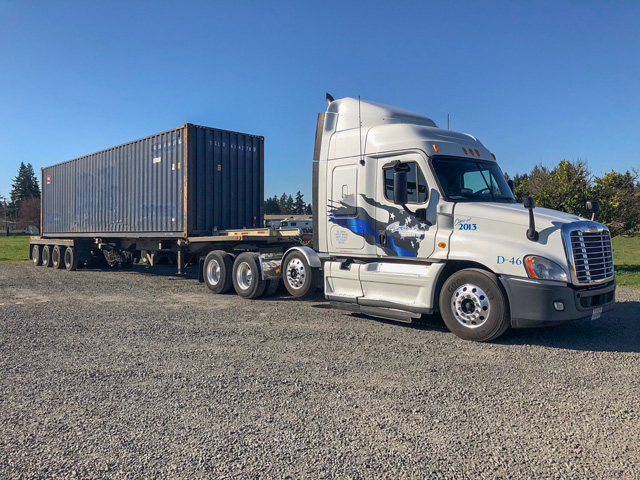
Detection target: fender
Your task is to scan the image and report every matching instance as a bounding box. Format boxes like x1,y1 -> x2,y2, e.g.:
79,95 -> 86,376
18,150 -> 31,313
283,246 -> 328,269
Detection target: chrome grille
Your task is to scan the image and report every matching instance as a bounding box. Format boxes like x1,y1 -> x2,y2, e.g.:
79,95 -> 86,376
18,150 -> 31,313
569,229 -> 614,284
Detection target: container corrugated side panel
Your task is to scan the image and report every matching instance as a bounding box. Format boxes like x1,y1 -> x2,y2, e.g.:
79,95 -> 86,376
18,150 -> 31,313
42,127 -> 185,237
186,125 -> 264,234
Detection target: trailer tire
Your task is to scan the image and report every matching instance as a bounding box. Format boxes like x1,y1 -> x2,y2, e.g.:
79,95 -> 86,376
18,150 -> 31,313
282,250 -> 318,299
64,247 -> 78,271
52,246 -> 65,269
263,279 -> 280,297
439,268 -> 510,342
42,246 -> 52,267
32,245 -> 42,266
232,252 -> 266,299
204,251 -> 233,294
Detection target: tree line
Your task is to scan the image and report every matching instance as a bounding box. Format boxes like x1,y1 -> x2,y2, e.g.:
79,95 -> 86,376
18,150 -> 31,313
263,191 -> 312,215
505,159 -> 639,237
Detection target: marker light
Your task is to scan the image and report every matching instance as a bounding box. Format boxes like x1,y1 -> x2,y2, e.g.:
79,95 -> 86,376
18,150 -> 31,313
432,144 -> 439,153
462,148 -> 468,155
524,256 -> 568,282
469,149 -> 474,156
491,153 -> 496,160
475,149 -> 480,156
438,242 -> 446,248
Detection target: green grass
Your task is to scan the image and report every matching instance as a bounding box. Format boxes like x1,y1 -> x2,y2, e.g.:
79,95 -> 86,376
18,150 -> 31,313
0,235 -> 32,263
1,232 -> 638,287
612,235 -> 640,288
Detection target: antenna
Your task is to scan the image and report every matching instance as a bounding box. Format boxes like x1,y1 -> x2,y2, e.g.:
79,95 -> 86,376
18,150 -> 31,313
447,113 -> 450,130
359,96 -> 364,165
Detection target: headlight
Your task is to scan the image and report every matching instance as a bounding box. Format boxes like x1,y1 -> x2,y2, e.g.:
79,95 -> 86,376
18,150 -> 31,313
524,255 -> 568,282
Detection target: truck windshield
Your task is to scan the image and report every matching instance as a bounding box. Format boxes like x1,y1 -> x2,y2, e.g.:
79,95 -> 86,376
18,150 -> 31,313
432,156 -> 516,203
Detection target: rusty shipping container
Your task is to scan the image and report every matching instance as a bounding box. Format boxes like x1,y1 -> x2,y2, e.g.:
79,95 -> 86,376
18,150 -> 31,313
41,124 -> 264,238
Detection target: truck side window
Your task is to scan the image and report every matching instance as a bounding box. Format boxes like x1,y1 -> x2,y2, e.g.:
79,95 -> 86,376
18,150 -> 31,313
384,162 -> 428,204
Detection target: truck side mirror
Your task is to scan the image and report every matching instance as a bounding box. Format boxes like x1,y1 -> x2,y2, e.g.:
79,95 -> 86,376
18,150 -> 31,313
507,179 -> 515,193
522,196 -> 538,241
393,170 -> 408,205
586,200 -> 600,221
522,196 -> 535,209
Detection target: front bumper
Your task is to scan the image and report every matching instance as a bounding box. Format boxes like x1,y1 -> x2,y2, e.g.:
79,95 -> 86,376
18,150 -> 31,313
499,276 -> 616,328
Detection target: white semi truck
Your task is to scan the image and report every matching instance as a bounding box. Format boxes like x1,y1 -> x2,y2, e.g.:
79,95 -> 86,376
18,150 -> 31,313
273,94 -> 615,341
32,94 -> 616,341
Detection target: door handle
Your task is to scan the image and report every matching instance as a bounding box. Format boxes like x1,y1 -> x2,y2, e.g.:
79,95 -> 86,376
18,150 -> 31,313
378,230 -> 387,246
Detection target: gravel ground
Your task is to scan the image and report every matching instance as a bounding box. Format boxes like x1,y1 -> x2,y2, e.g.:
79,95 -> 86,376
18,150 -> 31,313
1,262 -> 639,479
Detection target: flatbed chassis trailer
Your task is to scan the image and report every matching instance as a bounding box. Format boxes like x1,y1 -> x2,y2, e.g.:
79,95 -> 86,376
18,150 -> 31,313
30,228 -> 322,299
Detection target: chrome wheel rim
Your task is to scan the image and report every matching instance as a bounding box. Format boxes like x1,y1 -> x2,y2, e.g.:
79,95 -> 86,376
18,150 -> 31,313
451,283 -> 490,329
236,262 -> 253,290
206,259 -> 221,285
32,246 -> 39,265
286,258 -> 306,290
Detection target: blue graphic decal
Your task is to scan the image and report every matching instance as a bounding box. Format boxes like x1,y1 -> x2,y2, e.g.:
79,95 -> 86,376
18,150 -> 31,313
328,194 -> 428,257
386,236 -> 417,257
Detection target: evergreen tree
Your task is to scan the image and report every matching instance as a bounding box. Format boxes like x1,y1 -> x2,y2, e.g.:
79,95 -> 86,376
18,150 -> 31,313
294,191 -> 306,214
284,194 -> 294,214
8,162 -> 40,219
263,195 -> 281,214
278,193 -> 289,214
305,203 -> 312,215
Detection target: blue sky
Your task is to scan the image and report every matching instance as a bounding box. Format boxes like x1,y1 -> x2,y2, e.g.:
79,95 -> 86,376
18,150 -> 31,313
1,0 -> 638,203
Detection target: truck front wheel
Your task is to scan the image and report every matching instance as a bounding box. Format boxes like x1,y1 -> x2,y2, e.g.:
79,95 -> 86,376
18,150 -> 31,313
439,268 -> 510,342
232,252 -> 267,299
204,251 -> 233,294
282,251 -> 318,299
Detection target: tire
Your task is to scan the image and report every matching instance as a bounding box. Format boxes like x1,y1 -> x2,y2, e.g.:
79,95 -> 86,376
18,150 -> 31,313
32,245 -> 42,266
439,268 -> 510,342
282,251 -> 319,299
262,278 -> 280,297
204,250 -> 233,294
232,252 -> 266,299
64,247 -> 78,271
52,246 -> 65,269
41,246 -> 52,267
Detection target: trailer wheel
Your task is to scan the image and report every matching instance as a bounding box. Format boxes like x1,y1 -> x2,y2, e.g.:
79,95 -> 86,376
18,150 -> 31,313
42,246 -> 52,267
204,251 -> 233,294
439,268 -> 510,342
262,279 -> 280,297
52,246 -> 65,269
32,245 -> 42,266
64,247 -> 78,271
282,251 -> 318,299
232,252 -> 267,299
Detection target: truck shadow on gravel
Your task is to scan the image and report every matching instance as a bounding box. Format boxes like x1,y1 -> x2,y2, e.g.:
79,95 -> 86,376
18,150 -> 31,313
82,264 -> 200,280
345,303 -> 640,353
494,301 -> 640,353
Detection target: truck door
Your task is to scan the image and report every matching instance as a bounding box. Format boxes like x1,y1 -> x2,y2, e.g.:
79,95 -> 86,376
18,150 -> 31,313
373,154 -> 437,259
